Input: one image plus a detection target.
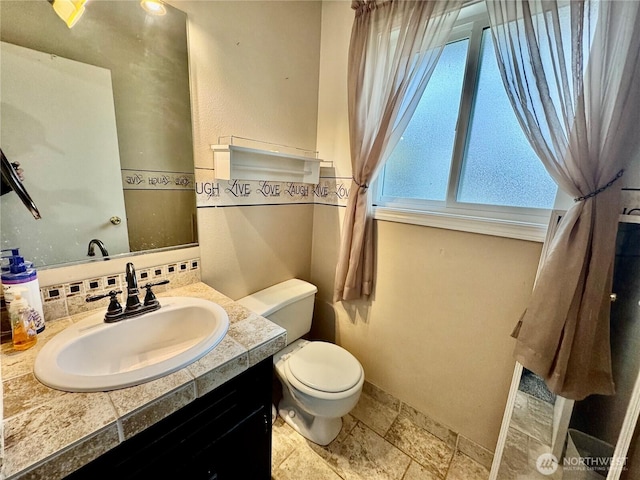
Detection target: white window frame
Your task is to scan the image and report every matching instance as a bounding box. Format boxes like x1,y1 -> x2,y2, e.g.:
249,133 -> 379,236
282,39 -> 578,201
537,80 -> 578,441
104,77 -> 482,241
373,4 -> 555,242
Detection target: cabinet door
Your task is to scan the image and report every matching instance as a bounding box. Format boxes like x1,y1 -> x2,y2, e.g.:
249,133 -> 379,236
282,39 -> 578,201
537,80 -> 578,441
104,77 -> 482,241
187,407 -> 271,479
65,358 -> 273,480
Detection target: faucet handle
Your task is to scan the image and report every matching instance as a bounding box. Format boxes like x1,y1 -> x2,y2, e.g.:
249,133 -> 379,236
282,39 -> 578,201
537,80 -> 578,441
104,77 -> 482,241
86,290 -> 122,302
86,290 -> 123,321
142,279 -> 170,306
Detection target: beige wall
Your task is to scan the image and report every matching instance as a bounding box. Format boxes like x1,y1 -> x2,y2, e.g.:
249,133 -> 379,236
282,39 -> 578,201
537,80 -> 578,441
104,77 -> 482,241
177,0 -> 322,299
196,205 -> 314,301
311,1 -> 543,450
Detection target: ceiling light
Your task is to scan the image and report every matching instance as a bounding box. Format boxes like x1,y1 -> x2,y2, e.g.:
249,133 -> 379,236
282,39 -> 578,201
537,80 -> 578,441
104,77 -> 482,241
140,0 -> 166,16
48,0 -> 87,28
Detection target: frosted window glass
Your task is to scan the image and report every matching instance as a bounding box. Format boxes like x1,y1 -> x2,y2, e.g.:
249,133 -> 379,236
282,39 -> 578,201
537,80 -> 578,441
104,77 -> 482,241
457,29 -> 557,208
382,39 -> 469,201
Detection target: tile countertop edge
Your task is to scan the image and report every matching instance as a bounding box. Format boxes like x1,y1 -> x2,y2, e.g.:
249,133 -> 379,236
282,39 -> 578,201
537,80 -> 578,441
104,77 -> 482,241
1,282 -> 286,480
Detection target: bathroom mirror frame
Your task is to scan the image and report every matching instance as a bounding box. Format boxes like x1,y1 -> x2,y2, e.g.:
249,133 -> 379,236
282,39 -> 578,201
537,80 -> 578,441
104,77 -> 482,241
0,0 -> 197,270
489,211 -> 640,480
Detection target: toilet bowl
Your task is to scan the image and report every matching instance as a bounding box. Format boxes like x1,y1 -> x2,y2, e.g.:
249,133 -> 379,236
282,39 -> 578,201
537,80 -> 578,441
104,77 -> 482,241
236,279 -> 364,445
274,339 -> 364,445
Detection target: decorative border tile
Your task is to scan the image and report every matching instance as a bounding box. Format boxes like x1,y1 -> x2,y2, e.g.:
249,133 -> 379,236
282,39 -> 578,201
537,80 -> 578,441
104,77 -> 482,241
313,175 -> 352,207
65,282 -> 85,297
121,169 -> 194,191
36,258 -> 201,322
621,189 -> 640,216
137,269 -> 151,282
151,266 -> 165,279
195,167 -> 637,214
103,275 -> 121,290
194,167 -> 350,208
43,286 -> 64,301
84,278 -> 103,292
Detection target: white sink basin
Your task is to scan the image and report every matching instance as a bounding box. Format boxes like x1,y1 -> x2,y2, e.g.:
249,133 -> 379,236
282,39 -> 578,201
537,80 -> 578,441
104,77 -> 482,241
34,297 -> 230,392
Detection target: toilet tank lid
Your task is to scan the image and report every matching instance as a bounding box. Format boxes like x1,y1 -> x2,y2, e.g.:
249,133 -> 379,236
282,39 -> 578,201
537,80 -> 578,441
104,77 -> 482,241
236,279 -> 317,317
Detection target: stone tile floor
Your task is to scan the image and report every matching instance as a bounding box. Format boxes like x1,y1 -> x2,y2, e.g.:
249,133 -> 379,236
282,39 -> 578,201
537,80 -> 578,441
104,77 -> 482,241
271,388 -> 491,480
497,390 -> 562,480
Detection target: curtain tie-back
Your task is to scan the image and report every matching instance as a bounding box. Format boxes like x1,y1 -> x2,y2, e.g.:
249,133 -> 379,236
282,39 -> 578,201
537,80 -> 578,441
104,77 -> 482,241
352,0 -> 391,17
573,169 -> 624,202
352,177 -> 369,190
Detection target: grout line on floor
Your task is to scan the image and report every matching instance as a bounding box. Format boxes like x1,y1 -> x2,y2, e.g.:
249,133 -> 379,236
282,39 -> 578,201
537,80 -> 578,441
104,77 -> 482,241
272,437 -> 296,472
399,458 -> 412,480
355,419 -> 420,473
272,397 -> 491,480
344,415 -> 359,437
379,428 -> 437,477
440,432 -> 460,480
380,412 -> 399,438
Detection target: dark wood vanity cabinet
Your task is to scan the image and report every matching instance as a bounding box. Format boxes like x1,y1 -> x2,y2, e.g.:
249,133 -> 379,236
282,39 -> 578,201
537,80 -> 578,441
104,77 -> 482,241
66,357 -> 273,480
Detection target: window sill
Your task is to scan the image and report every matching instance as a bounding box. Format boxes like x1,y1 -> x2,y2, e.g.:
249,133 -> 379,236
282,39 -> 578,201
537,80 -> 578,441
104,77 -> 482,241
373,206 -> 548,242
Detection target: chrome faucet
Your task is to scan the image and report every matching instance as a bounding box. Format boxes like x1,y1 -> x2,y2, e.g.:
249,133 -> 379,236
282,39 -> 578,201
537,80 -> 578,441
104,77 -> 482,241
86,262 -> 169,323
87,239 -> 109,258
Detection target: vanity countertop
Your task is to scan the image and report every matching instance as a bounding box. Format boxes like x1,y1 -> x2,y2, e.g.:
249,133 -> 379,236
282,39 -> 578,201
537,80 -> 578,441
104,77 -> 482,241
0,282 -> 286,480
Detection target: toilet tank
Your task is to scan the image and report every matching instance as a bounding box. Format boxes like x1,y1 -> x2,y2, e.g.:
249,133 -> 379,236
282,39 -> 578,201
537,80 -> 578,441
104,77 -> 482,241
236,279 -> 317,345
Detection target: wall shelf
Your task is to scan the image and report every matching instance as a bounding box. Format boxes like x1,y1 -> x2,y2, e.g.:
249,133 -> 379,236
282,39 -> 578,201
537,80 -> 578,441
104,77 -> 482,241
211,143 -> 322,184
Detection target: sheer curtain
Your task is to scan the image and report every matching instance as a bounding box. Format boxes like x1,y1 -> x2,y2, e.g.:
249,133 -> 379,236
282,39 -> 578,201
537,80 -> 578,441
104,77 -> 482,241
335,0 -> 463,301
487,0 -> 640,399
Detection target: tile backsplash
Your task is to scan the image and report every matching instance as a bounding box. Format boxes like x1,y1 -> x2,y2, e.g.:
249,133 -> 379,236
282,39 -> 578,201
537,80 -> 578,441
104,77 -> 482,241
0,258 -> 201,342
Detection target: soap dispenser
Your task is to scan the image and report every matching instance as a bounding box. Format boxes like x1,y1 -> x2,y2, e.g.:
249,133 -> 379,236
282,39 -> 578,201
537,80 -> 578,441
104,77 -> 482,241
9,291 -> 37,351
1,248 -> 45,333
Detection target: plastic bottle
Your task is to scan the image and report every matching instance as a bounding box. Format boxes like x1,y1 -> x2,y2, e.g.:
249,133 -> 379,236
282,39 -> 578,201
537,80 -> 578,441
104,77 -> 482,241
1,248 -> 45,333
9,291 -> 38,350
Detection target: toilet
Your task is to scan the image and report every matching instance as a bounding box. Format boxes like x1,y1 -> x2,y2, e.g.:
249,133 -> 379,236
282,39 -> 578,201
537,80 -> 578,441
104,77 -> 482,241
237,279 -> 364,446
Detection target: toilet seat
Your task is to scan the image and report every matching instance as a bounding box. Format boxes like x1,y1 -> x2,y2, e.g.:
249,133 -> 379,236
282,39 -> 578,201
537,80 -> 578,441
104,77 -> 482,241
285,342 -> 363,398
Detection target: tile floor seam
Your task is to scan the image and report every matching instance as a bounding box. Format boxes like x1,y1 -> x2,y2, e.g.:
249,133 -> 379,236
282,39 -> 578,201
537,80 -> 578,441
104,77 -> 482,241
343,416 -> 360,437
312,443 -> 349,480
272,442 -> 297,472
381,431 -> 437,477
383,415 -> 458,479
510,423 -> 544,442
395,406 -> 459,451
271,393 -> 490,480
379,414 -> 398,439
442,437 -> 460,480
354,420 -> 417,476
275,435 -> 348,480
320,421 -> 360,480
442,441 -> 458,480
398,458 -> 413,480
442,449 -> 457,480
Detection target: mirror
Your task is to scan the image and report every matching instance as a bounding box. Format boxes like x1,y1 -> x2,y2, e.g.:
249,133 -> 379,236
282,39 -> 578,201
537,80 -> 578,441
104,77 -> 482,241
493,363 -> 567,479
491,215 -> 640,480
0,0 -> 197,269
